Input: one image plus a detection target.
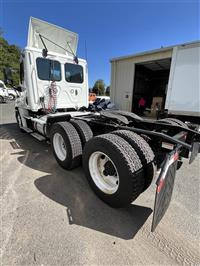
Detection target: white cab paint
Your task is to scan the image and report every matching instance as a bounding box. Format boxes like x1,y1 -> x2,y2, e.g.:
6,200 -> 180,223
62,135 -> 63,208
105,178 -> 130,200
17,17 -> 88,112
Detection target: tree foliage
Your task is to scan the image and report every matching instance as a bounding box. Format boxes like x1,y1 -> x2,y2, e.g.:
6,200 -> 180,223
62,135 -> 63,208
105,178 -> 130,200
105,86 -> 110,96
92,79 -> 105,95
0,34 -> 21,85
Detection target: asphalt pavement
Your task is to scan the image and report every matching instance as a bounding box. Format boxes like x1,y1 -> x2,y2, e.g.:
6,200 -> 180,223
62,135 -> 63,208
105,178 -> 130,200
1,102 -> 200,265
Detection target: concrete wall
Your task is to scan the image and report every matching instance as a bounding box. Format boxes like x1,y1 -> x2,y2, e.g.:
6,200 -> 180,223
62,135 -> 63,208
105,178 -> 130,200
110,49 -> 173,111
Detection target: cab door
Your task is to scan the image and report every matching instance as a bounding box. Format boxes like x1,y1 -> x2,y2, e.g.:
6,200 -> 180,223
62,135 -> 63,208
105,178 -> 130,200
61,60 -> 88,108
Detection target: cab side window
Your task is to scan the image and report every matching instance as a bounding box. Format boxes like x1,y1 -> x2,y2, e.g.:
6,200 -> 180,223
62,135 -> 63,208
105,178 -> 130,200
36,58 -> 61,81
65,63 -> 83,83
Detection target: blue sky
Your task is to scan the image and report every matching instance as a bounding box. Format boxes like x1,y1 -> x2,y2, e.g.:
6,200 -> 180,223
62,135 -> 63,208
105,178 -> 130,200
1,0 -> 199,87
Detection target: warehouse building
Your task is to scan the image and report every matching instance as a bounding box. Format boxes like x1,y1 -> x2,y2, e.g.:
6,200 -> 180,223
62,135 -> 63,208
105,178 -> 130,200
110,41 -> 199,118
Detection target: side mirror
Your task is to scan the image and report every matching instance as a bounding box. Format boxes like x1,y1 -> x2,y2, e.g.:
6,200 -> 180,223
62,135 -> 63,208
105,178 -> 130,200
74,56 -> 79,64
3,67 -> 13,85
42,48 -> 48,58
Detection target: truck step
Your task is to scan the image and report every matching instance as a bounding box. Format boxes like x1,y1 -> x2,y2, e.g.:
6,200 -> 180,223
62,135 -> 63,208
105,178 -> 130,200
21,127 -> 33,133
30,132 -> 46,141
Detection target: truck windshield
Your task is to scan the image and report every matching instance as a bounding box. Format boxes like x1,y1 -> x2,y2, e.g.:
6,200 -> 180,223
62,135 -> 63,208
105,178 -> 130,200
36,58 -> 61,81
65,63 -> 83,83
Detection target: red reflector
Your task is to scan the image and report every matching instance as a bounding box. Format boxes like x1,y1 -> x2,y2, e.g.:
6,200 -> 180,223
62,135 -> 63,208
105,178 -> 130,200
173,152 -> 179,161
157,178 -> 165,193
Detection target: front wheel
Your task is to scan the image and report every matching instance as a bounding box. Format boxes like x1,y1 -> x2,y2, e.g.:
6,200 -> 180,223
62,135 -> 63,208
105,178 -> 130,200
15,110 -> 24,132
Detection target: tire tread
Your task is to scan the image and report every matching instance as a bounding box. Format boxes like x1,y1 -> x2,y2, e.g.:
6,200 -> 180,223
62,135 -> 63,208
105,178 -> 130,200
112,130 -> 155,190
159,118 -> 188,128
164,118 -> 188,128
83,133 -> 144,205
70,120 -> 93,147
51,122 -> 82,169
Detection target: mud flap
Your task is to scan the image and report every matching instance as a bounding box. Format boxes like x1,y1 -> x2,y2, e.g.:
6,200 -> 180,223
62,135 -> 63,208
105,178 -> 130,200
189,142 -> 200,164
151,148 -> 179,232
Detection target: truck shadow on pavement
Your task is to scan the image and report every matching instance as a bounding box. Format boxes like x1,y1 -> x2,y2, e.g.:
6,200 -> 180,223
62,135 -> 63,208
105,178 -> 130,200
1,123 -> 152,240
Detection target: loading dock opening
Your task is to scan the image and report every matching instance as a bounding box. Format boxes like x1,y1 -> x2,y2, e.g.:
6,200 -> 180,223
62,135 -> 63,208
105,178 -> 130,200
132,58 -> 171,117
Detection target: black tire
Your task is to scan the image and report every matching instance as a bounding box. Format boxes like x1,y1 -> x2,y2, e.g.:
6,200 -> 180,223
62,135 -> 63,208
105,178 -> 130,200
109,110 -> 143,121
15,110 -> 25,132
158,118 -> 188,128
164,118 -> 188,128
158,118 -> 178,126
8,93 -> 15,100
70,120 -> 93,147
50,122 -> 82,170
0,96 -> 4,103
82,133 -> 144,208
112,130 -> 155,191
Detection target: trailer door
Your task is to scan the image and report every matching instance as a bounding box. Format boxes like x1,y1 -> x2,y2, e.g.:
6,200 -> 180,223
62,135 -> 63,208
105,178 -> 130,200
165,43 -> 200,116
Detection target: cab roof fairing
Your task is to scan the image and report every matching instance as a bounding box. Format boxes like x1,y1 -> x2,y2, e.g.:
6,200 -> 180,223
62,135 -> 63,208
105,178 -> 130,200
27,17 -> 79,56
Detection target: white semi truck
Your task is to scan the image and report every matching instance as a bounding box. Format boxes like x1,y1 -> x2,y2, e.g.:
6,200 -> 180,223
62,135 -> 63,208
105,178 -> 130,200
4,17 -> 200,232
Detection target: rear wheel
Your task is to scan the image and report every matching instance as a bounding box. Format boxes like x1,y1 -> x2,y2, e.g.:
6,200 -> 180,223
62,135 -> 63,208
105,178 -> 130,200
50,122 -> 82,169
70,120 -> 93,148
165,118 -> 188,128
158,118 -> 188,128
158,118 -> 178,126
82,133 -> 144,208
112,130 -> 155,191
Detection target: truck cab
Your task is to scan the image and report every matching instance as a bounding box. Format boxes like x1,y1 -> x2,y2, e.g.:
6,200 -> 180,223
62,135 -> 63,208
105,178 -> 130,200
17,17 -> 88,116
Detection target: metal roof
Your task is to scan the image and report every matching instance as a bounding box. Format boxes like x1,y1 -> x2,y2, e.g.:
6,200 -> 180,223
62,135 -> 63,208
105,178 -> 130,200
110,40 -> 200,62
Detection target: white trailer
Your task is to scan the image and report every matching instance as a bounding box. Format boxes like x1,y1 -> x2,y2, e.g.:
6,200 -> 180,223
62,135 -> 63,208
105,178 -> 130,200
110,41 -> 200,123
165,43 -> 200,118
4,17 -> 200,232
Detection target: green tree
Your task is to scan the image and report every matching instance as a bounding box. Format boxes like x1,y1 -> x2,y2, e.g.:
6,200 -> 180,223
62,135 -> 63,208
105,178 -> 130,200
0,34 -> 21,85
105,86 -> 110,96
92,79 -> 105,95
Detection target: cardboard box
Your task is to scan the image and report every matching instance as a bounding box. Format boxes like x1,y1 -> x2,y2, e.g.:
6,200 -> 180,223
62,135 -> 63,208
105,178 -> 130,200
151,97 -> 163,111
150,97 -> 163,118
